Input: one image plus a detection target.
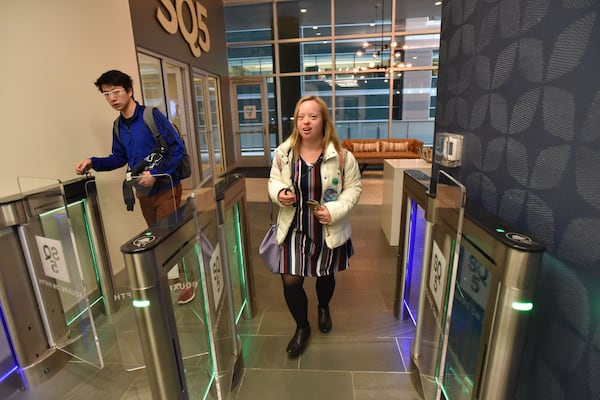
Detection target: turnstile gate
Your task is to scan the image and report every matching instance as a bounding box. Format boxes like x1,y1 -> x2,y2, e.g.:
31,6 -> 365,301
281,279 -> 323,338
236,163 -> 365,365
0,175 -> 115,397
401,171 -> 546,400
121,175 -> 250,400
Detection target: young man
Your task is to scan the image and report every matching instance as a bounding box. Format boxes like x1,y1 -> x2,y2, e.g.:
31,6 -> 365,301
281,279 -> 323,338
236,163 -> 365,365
75,69 -> 195,304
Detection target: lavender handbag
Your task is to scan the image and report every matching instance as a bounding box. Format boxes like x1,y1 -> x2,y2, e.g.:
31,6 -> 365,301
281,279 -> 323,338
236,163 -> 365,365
259,197 -> 280,273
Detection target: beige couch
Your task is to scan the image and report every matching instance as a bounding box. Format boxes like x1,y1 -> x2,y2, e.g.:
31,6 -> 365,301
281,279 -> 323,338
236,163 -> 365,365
341,138 -> 424,169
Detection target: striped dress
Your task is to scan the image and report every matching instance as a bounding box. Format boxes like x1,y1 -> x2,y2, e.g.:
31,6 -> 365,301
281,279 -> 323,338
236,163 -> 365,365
280,155 -> 353,277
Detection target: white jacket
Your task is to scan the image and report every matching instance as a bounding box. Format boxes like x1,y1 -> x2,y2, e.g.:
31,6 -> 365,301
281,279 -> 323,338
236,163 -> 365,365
268,139 -> 362,249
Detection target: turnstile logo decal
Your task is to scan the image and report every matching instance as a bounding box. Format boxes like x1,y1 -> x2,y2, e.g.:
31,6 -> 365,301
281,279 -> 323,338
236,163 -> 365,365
458,248 -> 490,311
429,240 -> 447,313
35,235 -> 71,283
505,232 -> 534,245
133,235 -> 156,247
210,243 -> 224,312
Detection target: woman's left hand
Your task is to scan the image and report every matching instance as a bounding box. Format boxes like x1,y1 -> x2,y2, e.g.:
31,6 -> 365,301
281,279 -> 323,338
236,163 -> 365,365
313,205 -> 331,225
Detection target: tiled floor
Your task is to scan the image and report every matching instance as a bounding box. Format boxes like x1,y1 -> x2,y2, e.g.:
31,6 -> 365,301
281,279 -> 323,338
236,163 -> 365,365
8,172 -> 423,400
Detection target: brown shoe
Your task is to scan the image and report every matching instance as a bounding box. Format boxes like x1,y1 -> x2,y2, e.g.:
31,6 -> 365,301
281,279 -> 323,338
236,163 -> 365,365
177,287 -> 195,305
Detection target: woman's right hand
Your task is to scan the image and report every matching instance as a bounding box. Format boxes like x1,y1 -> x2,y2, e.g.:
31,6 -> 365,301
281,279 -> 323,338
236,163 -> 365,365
278,188 -> 296,206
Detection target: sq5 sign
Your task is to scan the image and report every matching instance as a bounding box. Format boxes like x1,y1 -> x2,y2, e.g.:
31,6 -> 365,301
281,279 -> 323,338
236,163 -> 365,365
157,0 -> 211,57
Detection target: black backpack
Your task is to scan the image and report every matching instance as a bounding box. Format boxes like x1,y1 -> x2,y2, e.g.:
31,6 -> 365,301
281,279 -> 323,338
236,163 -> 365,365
113,106 -> 191,179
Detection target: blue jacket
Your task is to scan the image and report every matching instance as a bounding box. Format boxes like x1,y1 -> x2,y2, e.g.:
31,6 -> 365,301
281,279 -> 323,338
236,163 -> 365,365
91,103 -> 185,195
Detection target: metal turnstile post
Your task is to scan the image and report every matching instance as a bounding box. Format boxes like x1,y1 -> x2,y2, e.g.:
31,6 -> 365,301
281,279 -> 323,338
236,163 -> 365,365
121,207 -> 196,400
407,170 -> 545,399
121,180 -> 247,400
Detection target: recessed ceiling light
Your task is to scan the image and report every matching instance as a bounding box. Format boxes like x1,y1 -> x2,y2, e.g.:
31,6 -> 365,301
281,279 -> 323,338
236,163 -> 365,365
434,1 -> 442,5
300,8 -> 307,13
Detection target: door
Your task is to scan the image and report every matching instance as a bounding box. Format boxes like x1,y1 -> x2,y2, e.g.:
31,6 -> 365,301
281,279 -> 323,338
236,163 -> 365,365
138,52 -> 196,189
231,78 -> 271,167
193,72 -> 226,182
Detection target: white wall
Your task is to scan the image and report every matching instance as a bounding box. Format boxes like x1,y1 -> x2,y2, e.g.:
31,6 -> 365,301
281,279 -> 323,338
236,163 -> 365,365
0,1 -> 147,274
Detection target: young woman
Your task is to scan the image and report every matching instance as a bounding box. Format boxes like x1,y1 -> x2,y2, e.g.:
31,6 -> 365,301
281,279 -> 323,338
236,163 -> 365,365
268,95 -> 362,356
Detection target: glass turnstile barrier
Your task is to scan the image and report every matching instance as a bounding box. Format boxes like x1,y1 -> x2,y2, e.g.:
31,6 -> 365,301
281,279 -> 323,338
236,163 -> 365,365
215,173 -> 256,324
395,170 -> 431,323
0,302 -> 20,398
440,207 -> 545,400
16,176 -> 105,371
411,171 -> 466,400
407,171 -> 546,400
120,176 -> 243,399
99,173 -> 183,373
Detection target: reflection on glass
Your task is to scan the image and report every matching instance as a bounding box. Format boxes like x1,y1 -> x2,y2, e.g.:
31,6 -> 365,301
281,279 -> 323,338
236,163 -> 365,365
441,244 -> 491,400
335,0 -> 392,32
228,45 -> 273,77
164,62 -> 190,138
301,41 -> 332,73
225,203 -> 247,322
138,53 -> 167,114
169,247 -> 213,400
193,74 -> 212,182
277,0 -> 331,40
225,3 -> 273,42
207,77 -> 225,176
404,199 -> 427,324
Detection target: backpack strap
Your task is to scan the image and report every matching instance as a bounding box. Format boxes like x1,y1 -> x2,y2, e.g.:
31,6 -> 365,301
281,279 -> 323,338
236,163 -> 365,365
113,106 -> 166,149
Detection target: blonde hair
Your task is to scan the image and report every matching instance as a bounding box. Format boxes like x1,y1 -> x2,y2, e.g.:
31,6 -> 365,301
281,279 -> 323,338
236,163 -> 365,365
289,95 -> 342,158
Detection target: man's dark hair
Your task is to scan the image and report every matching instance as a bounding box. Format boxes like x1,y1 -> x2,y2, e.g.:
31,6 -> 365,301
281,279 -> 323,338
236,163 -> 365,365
94,70 -> 133,93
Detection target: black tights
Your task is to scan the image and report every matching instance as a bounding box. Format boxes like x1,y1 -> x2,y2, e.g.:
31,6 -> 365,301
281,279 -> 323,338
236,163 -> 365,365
281,274 -> 336,329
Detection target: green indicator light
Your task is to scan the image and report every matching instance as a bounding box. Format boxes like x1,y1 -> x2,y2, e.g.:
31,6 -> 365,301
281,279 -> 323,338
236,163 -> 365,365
512,301 -> 533,311
145,231 -> 152,236
496,228 -> 506,233
133,300 -> 151,308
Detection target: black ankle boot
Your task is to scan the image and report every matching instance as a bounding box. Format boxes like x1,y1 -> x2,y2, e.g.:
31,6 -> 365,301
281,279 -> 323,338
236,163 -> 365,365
318,306 -> 332,333
286,325 -> 311,356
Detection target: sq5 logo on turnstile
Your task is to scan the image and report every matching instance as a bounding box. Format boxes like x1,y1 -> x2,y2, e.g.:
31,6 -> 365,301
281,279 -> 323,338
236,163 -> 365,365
429,240 -> 447,313
209,243 -> 224,312
35,235 -> 71,283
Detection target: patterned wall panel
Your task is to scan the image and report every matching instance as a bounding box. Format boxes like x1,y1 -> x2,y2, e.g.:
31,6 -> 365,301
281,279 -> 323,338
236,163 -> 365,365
435,0 -> 599,398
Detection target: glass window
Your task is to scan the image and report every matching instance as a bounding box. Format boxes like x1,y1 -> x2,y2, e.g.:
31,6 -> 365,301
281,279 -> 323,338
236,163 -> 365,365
301,41 -> 332,73
207,77 -> 225,175
336,0 -> 392,33
193,74 -> 212,181
225,0 -> 442,148
228,45 -> 273,76
225,3 -> 273,42
277,0 -> 331,40
137,53 -> 166,114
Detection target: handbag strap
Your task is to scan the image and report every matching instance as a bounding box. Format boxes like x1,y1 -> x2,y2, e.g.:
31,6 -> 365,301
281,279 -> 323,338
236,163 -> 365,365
268,195 -> 276,225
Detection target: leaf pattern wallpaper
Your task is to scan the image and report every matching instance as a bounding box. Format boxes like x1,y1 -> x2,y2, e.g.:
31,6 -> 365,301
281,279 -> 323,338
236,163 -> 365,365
434,0 -> 599,398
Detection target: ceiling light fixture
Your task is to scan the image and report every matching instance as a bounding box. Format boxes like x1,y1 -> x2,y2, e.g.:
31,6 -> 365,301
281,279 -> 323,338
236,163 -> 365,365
354,2 -> 405,74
